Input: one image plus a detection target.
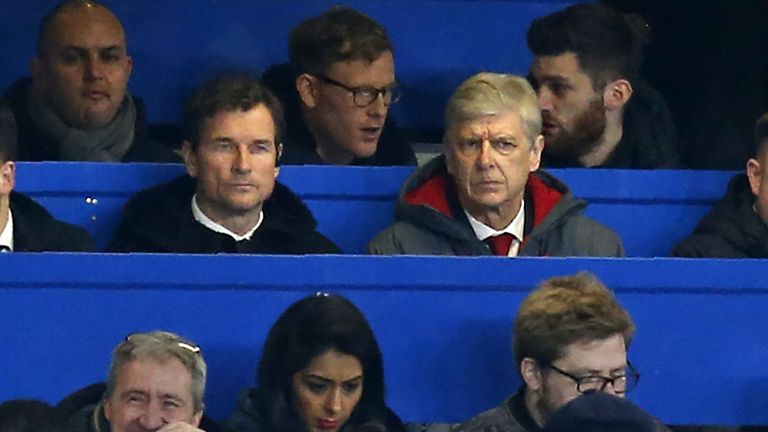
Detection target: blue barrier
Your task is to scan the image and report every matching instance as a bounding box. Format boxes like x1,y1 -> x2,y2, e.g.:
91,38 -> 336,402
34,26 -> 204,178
0,0 -> 574,135
0,254 -> 765,426
14,163 -> 735,256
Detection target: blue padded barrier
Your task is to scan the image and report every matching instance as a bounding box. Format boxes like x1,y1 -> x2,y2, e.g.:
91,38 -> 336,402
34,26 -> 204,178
14,163 -> 735,256
0,0 -> 575,136
0,254 -> 766,426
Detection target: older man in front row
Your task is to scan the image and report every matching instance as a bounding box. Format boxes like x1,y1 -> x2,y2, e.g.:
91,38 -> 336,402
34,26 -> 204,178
61,331 -> 224,432
369,73 -> 622,256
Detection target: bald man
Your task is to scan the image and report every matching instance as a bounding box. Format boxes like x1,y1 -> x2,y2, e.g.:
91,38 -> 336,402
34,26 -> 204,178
2,0 -> 177,162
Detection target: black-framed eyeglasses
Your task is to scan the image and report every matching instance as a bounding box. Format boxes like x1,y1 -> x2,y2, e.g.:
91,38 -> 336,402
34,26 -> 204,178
313,74 -> 402,107
124,333 -> 202,355
547,362 -> 640,394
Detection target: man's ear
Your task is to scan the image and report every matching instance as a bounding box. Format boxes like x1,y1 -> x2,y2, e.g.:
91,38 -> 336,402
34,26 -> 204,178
125,55 -> 134,81
30,57 -> 46,88
192,408 -> 203,427
747,157 -> 762,196
274,143 -> 283,179
181,141 -> 198,178
520,357 -> 544,391
529,135 -> 545,172
0,161 -> 16,195
296,73 -> 318,108
603,78 -> 633,111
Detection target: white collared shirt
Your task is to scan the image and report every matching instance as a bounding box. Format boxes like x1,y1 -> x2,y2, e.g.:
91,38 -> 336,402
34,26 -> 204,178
0,207 -> 14,252
191,195 -> 263,242
465,200 -> 525,257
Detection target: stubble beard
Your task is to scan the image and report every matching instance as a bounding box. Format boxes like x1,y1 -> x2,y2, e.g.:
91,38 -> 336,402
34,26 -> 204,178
544,97 -> 607,160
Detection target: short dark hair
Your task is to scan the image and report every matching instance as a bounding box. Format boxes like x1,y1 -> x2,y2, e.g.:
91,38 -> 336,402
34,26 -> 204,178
289,6 -> 393,76
0,100 -> 18,162
754,113 -> 768,157
0,399 -> 64,432
527,3 -> 648,89
36,0 -> 114,56
182,72 -> 285,150
257,293 -> 395,432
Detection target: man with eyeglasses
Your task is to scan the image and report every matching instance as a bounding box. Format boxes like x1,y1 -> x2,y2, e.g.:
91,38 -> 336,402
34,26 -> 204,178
59,330 -> 227,432
261,5 -> 416,166
457,272 -> 640,432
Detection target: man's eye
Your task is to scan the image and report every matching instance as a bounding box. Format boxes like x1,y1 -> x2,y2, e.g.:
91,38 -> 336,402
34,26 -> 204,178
102,53 -> 121,63
579,376 -> 604,384
215,142 -> 234,152
550,83 -> 570,97
460,140 -> 481,150
163,400 -> 181,409
493,140 -> 515,151
250,143 -> 271,154
60,53 -> 81,64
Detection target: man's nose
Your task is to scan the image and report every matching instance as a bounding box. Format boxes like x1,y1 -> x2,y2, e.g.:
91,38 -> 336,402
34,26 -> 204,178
232,146 -> 252,173
137,404 -> 166,431
84,56 -> 105,81
366,93 -> 387,118
476,141 -> 495,168
537,87 -> 554,112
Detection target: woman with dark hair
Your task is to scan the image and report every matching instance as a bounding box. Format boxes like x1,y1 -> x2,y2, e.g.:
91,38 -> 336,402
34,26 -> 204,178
229,293 -> 405,432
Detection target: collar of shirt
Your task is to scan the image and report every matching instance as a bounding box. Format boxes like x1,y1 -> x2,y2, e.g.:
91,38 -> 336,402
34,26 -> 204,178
465,200 -> 525,244
191,195 -> 263,242
0,206 -> 14,251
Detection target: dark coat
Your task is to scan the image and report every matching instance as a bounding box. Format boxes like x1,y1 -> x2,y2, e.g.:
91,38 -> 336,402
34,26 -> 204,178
10,191 -> 95,252
673,174 -> 768,258
455,389 -> 539,432
58,382 -> 230,432
229,387 -> 406,432
261,64 -> 416,166
368,156 -> 624,257
108,175 -> 340,254
542,80 -> 679,169
3,78 -> 179,162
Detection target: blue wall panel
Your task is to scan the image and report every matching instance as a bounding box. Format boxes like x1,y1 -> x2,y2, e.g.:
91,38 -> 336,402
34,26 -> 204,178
0,254 -> 766,425
0,0 -> 575,132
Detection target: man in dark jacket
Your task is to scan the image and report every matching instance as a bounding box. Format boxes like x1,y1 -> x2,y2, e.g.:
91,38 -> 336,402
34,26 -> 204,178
109,73 -> 339,254
270,6 -> 415,166
2,0 -> 177,162
673,114 -> 768,258
527,3 -> 678,169
368,73 -> 622,257
0,100 -> 94,252
457,273 -> 639,432
59,331 -> 227,432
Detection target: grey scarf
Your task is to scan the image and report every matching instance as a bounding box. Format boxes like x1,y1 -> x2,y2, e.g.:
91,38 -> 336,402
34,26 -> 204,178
26,89 -> 136,161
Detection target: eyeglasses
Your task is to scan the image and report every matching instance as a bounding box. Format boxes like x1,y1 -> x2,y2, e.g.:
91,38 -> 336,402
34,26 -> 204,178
124,333 -> 202,355
546,362 -> 640,394
313,74 -> 402,107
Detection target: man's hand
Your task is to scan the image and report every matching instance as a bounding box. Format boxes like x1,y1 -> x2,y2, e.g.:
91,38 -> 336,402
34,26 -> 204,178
158,421 -> 206,432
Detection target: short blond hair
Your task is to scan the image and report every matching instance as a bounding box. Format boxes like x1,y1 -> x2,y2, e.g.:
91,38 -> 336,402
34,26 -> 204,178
444,72 -> 542,146
105,331 -> 207,412
514,272 -> 635,368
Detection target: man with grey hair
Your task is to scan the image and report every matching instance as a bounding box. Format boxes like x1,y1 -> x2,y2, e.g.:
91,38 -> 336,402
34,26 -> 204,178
368,73 -> 622,256
59,330 -> 225,432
